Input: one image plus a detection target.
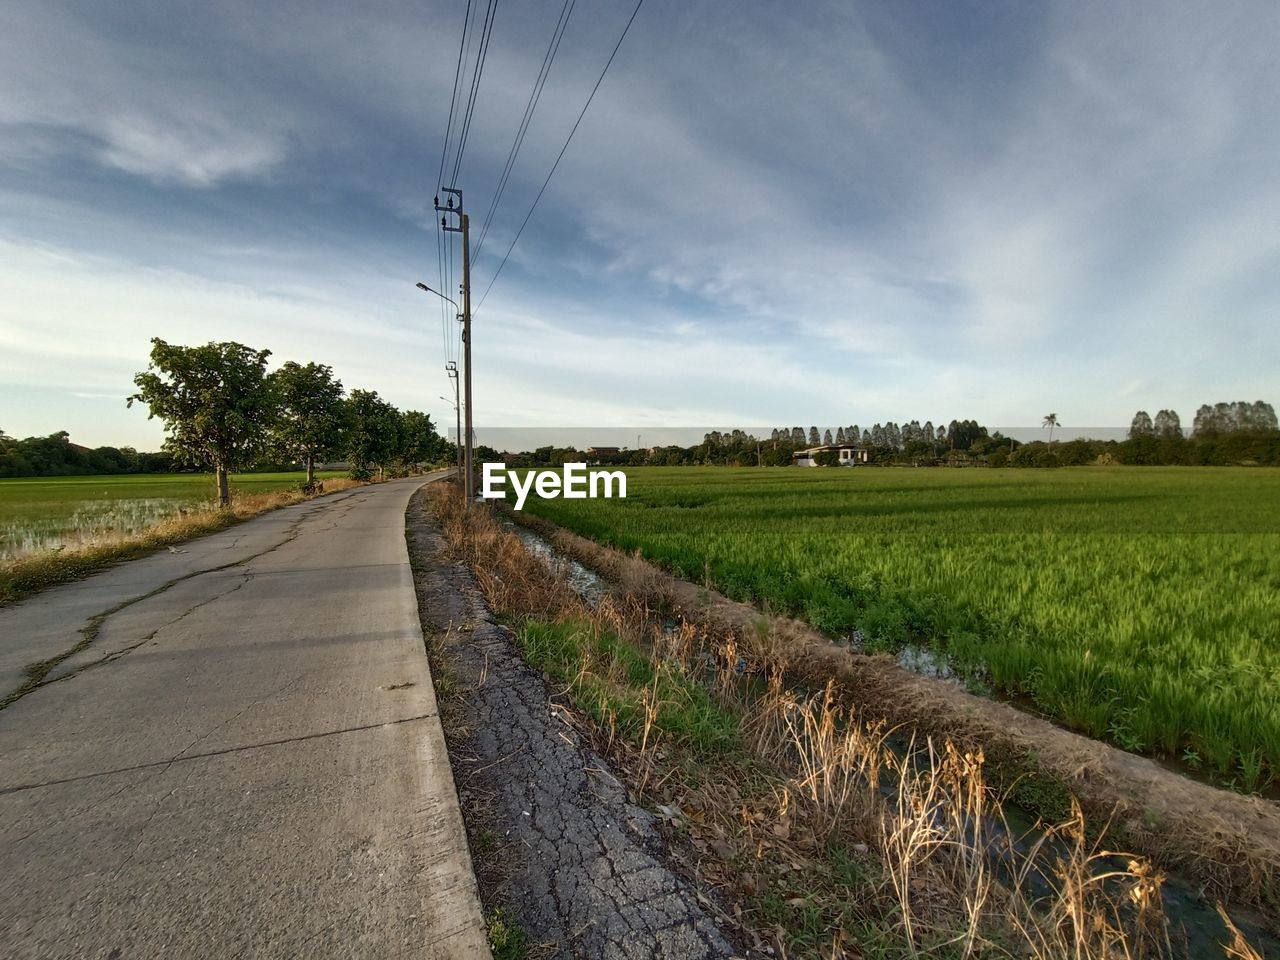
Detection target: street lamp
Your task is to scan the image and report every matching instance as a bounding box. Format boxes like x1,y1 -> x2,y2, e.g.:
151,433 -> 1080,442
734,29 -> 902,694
415,282 -> 460,316
439,393 -> 462,478
418,284 -> 465,481
443,362 -> 462,477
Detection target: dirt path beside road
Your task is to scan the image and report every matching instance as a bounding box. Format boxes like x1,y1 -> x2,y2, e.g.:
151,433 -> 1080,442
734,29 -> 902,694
406,491 -> 744,960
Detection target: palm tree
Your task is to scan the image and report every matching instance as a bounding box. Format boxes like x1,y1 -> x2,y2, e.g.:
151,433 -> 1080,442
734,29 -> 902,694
1042,413 -> 1059,444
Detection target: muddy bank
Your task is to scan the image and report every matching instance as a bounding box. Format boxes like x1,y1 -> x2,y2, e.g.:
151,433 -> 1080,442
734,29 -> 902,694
405,492 -> 746,959
502,504 -> 1280,922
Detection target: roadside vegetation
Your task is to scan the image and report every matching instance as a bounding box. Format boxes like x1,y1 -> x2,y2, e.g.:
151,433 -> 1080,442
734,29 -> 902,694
3,337 -> 455,491
428,483 -> 1268,959
518,467 -> 1280,794
0,474 -> 364,605
0,335 -> 457,601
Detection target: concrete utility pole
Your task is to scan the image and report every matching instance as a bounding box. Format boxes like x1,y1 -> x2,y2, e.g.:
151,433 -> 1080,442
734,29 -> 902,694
443,361 -> 462,477
436,189 -> 474,507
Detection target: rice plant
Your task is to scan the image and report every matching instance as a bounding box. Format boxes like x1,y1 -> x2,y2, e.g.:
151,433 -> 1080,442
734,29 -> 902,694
520,466 -> 1280,790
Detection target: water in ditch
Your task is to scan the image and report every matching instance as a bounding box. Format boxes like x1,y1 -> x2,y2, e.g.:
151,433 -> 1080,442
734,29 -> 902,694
501,517 -> 1279,957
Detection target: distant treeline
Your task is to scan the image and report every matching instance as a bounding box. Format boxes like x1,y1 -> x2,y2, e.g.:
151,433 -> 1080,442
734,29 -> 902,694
0,431 -> 174,478
503,400 -> 1280,468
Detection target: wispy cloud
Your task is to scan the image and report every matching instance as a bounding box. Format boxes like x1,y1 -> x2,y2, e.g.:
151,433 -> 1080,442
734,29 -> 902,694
0,0 -> 1277,447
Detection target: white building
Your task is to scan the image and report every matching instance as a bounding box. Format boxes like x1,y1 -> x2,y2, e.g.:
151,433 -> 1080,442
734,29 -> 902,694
792,444 -> 869,467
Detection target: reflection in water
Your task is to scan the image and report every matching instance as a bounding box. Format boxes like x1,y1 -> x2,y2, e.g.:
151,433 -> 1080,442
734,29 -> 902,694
1,497 -> 210,560
502,516 -> 1279,957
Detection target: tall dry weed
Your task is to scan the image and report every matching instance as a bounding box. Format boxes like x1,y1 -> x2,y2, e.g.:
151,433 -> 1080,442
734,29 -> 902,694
431,486 -> 1262,960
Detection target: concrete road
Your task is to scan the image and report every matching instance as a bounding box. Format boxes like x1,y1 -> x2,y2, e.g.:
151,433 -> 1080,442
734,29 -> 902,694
0,474 -> 489,959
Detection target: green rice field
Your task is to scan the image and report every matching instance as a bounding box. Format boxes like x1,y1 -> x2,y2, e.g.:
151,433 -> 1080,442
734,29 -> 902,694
0,472 -> 343,560
519,466 -> 1280,791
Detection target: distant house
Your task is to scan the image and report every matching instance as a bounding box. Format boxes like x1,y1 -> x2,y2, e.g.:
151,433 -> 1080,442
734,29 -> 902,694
585,446 -> 621,457
792,444 -> 869,467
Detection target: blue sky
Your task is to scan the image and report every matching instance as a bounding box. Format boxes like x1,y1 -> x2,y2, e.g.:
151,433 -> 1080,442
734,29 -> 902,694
2,0 -> 1277,449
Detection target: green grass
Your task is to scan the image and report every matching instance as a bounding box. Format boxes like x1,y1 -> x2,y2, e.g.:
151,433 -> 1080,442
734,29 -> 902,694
0,472 -> 344,559
518,617 -> 741,758
485,906 -> 529,960
518,466 -> 1280,790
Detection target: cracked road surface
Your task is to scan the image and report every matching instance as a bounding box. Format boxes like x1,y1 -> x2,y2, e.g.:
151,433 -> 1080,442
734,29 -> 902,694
406,496 -> 742,959
0,474 -> 488,959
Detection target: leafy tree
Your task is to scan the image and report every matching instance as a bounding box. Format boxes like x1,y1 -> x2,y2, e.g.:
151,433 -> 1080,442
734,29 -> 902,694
944,419 -> 988,451
398,410 -> 448,468
886,422 -> 901,450
1192,404 -> 1216,435
1128,410 -> 1154,439
791,427 -> 805,444
823,428 -> 833,445
269,361 -> 345,486
1194,400 -> 1278,436
344,389 -> 400,479
128,338 -> 276,506
770,428 -> 780,442
1249,400 -> 1278,432
1042,413 -> 1059,443
1153,409 -> 1182,438
808,426 -> 820,445
835,426 -> 845,444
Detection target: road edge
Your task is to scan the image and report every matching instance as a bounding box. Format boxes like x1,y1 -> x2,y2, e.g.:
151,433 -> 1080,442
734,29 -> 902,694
401,474 -> 491,959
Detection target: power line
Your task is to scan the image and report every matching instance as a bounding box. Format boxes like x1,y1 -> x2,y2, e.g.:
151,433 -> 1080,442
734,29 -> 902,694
435,1 -> 474,372
436,0 -> 474,192
473,0 -> 575,263
449,0 -> 499,190
475,0 -> 645,315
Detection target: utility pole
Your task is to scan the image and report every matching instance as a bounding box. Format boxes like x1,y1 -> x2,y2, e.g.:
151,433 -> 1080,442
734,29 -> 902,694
445,361 -> 462,478
437,189 -> 473,507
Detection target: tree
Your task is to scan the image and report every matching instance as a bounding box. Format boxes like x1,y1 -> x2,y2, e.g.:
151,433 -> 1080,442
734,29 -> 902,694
808,426 -> 821,445
344,389 -> 400,479
398,410 -> 447,469
835,426 -> 845,444
1253,401 -> 1279,432
128,338 -> 276,506
1192,404 -> 1216,436
270,361 -> 345,486
791,427 -> 805,444
1194,400 -> 1278,436
770,428 -> 780,442
1153,409 -> 1182,438
886,422 -> 902,450
1042,413 -> 1059,444
943,419 -> 988,451
823,428 -> 833,445
1128,410 -> 1154,439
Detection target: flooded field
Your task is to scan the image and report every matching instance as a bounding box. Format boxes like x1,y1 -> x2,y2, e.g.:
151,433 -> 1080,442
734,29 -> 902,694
0,472 -> 343,560
517,465 -> 1280,793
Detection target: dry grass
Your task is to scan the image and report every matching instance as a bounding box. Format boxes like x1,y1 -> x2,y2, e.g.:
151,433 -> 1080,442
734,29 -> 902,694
0,478 -> 366,605
429,486 -> 1267,959
506,504 -> 1280,918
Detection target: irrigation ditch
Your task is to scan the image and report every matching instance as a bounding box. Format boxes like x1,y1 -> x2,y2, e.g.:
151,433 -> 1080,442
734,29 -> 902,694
476,495 -> 1279,955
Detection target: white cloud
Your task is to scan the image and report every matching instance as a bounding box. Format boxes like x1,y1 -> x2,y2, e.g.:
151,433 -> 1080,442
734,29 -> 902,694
1,0 -> 1278,442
